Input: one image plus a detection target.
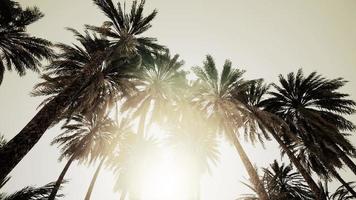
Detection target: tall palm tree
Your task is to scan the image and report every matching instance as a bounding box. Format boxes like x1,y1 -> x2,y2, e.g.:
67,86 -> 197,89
261,69 -> 356,197
0,0 -> 53,84
0,0 -> 165,180
121,52 -> 187,137
84,117 -> 133,200
48,113 -> 116,200
192,55 -> 269,200
234,79 -> 325,199
167,107 -> 220,199
109,132 -> 160,200
238,160 -> 314,200
0,182 -> 62,200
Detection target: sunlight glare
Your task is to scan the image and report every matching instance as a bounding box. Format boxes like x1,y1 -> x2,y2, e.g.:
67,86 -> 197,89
138,124 -> 192,200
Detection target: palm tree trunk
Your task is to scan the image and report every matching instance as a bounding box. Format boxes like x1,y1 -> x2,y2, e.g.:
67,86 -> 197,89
84,158 -> 105,200
228,127 -> 269,200
329,167 -> 356,197
48,154 -> 76,200
0,53 -> 107,180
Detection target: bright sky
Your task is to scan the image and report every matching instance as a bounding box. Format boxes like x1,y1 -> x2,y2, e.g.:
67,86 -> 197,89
1,0 -> 356,199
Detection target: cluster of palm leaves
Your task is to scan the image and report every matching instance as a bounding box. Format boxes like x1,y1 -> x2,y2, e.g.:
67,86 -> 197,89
0,0 -> 355,199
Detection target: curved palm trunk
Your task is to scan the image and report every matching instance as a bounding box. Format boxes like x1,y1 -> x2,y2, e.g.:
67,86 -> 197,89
228,127 -> 269,200
0,53 -> 107,181
48,154 -> 76,200
84,158 -> 105,200
329,167 -> 356,197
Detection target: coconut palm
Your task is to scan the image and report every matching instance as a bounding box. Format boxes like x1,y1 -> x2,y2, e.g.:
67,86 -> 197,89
48,113 -> 117,200
192,55 -> 269,200
322,181 -> 356,200
261,69 -> 356,197
121,52 -> 187,137
84,117 -> 132,200
0,0 -> 53,84
234,79 -> 325,199
167,107 -> 220,199
0,182 -> 62,200
238,160 -> 314,200
109,132 -> 160,200
0,0 -> 165,180
294,143 -> 356,197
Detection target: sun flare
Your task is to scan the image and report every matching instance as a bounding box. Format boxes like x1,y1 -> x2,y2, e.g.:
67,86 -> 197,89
137,124 -> 193,200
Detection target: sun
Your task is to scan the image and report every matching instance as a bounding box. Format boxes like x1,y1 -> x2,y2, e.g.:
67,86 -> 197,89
137,124 -> 193,200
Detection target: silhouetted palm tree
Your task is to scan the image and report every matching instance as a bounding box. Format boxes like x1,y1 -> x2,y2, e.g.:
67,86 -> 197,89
192,55 -> 269,200
0,181 -> 62,200
0,0 -> 53,84
235,79 -> 324,199
322,181 -> 356,200
121,52 -> 187,137
0,0 -> 164,180
261,69 -> 356,197
84,117 -> 133,200
48,113 -> 116,200
238,160 -> 314,200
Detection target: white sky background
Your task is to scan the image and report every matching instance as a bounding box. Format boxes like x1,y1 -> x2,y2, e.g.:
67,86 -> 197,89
0,0 -> 356,199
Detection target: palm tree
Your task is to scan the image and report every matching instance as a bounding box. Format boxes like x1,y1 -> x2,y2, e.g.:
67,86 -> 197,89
234,79 -> 325,199
167,107 -> 220,199
84,117 -> 133,200
192,55 -> 269,200
0,0 -> 53,84
121,52 -> 187,137
238,160 -> 314,200
48,113 -> 116,200
0,0 -> 165,180
322,181 -> 356,200
0,182 -> 62,200
261,69 -> 356,197
109,132 -> 160,200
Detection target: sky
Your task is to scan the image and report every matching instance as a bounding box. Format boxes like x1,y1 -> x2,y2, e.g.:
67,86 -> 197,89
0,0 -> 356,199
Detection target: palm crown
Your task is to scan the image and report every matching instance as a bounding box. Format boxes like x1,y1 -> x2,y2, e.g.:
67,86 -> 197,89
0,0 -> 53,84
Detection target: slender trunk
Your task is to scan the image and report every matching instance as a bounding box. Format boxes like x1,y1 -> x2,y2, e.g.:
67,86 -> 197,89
228,128 -> 269,200
329,168 -> 356,197
333,144 -> 356,175
48,154 -> 76,200
84,158 -> 105,200
120,191 -> 126,200
0,50 -> 109,181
